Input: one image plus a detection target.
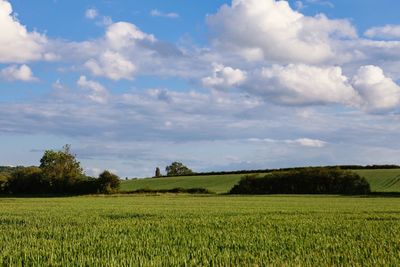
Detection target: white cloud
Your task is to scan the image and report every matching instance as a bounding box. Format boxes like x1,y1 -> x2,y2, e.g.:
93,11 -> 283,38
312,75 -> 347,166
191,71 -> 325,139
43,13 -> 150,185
0,64 -> 36,81
0,0 -> 47,63
85,8 -> 98,19
85,51 -> 137,80
105,22 -> 155,50
352,65 -> 400,111
79,22 -> 160,80
244,64 -> 361,106
287,138 -> 327,148
202,63 -> 247,88
365,25 -> 400,40
248,137 -> 327,148
77,75 -> 109,103
150,9 -> 179,19
207,0 -> 356,64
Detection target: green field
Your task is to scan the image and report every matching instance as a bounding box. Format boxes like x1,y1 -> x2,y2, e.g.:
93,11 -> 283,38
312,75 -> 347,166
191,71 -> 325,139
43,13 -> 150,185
121,174 -> 247,194
1,195 -> 399,266
121,169 -> 400,193
354,169 -> 400,192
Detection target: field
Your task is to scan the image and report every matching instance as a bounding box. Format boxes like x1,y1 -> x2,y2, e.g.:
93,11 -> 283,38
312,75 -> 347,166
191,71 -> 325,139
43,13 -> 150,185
0,195 -> 399,266
121,173 -> 247,194
121,169 -> 400,193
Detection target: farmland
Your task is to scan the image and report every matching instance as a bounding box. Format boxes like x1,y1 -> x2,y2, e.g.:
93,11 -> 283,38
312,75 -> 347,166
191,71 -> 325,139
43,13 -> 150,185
0,195 -> 399,266
121,169 -> 400,193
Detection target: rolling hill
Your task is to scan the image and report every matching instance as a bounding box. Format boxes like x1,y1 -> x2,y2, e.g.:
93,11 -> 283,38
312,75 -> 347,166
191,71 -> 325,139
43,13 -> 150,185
120,169 -> 400,194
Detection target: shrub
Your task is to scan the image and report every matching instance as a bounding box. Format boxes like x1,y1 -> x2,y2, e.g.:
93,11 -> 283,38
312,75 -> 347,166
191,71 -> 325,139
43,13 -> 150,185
6,167 -> 49,194
229,168 -> 371,195
97,171 -> 120,194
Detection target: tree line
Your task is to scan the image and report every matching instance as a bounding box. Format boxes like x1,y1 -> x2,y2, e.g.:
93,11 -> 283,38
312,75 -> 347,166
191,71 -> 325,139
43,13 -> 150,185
0,145 -> 120,195
230,168 -> 371,195
153,164 -> 400,178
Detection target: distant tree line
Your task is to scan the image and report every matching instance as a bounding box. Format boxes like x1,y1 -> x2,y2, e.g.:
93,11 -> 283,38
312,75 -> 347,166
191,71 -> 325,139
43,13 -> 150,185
157,164 -> 400,177
0,145 -> 120,195
230,168 -> 371,195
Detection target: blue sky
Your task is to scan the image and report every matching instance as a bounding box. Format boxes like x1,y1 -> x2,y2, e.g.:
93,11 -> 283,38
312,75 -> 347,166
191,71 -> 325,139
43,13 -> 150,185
1,0 -> 400,177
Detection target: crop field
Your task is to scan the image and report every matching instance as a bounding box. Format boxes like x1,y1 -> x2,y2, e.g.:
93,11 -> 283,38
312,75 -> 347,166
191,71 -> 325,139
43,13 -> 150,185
0,195 -> 399,266
120,173 -> 247,194
354,169 -> 400,192
121,169 -> 400,193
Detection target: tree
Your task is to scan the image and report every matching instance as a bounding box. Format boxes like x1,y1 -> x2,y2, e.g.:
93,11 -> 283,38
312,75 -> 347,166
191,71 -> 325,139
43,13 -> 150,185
165,162 -> 193,176
155,167 -> 161,177
7,167 -> 47,194
39,144 -> 84,192
0,172 -> 9,193
97,170 -> 120,193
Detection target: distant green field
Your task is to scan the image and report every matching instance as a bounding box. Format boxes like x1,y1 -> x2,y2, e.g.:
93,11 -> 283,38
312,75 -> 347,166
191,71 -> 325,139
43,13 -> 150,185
120,174 -> 247,193
1,195 -> 399,266
354,169 -> 400,192
121,169 -> 400,193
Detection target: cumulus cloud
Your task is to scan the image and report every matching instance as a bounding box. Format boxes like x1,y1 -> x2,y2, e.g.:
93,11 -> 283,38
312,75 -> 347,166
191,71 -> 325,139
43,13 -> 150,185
0,0 -> 47,63
79,22 -> 161,80
352,65 -> 400,111
0,64 -> 36,81
201,61 -> 400,112
77,75 -> 109,103
202,63 -> 247,88
365,25 -> 400,39
150,9 -> 179,19
207,0 -> 356,64
85,51 -> 137,80
105,22 -> 155,49
240,64 -> 361,106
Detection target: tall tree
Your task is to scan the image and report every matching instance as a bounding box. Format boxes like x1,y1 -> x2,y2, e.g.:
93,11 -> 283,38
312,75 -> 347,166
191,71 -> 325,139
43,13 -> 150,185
39,144 -> 84,192
165,162 -> 193,176
155,167 -> 161,177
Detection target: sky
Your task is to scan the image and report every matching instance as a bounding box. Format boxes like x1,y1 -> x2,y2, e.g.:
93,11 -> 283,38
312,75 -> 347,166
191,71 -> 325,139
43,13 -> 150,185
1,0 -> 400,178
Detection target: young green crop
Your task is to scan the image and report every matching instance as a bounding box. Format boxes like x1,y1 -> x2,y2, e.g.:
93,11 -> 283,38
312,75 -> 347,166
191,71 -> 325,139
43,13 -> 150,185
0,195 -> 399,266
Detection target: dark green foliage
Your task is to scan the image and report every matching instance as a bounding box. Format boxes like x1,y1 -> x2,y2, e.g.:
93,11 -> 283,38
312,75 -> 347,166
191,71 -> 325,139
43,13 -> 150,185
154,167 -> 161,177
0,146 -> 120,195
0,173 -> 10,193
123,187 -> 212,194
97,171 -> 120,194
39,144 -> 84,193
6,167 -> 49,194
165,162 -> 193,176
230,168 -> 371,195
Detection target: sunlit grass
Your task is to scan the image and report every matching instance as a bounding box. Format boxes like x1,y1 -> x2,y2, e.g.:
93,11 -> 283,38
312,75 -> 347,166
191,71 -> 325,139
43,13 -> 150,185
0,195 -> 399,266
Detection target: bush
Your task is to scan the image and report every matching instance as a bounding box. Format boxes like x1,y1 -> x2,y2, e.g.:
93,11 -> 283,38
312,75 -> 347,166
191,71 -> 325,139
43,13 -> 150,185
97,171 -> 120,194
229,168 -> 371,195
6,167 -> 49,194
123,188 -> 213,194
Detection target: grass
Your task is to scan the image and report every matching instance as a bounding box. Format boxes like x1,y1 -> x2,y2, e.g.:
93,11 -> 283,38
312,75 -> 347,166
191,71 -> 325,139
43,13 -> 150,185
120,174 -> 248,194
354,169 -> 400,192
121,169 -> 400,194
0,195 -> 399,266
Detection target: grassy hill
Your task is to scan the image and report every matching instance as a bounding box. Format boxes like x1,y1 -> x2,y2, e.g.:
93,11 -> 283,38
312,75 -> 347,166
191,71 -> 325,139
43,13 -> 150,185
354,169 -> 400,192
120,169 -> 400,194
